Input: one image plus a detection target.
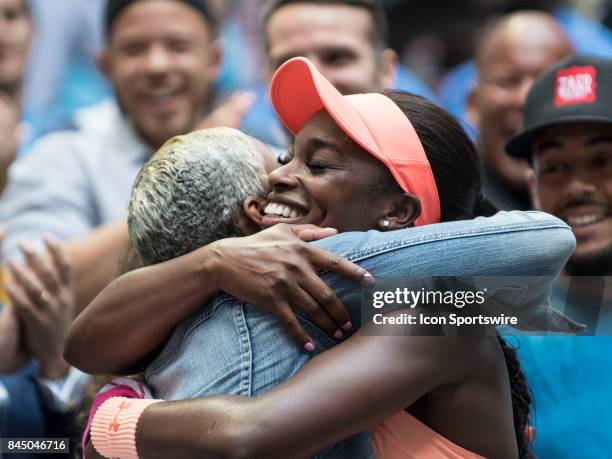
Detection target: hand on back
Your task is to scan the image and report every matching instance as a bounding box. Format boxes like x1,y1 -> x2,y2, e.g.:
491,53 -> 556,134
209,223 -> 375,349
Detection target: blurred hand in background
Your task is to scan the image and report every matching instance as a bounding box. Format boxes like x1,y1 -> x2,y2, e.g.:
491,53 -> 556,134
5,236 -> 74,379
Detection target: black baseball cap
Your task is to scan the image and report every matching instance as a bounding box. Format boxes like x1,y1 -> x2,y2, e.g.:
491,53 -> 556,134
506,54 -> 612,159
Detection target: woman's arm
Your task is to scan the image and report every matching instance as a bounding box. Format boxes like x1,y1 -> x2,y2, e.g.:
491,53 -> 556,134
97,318 -> 488,459
67,211 -> 574,375
65,225 -> 367,374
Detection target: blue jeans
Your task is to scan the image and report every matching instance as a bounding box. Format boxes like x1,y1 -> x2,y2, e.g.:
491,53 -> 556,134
0,364 -> 46,459
146,211 -> 575,458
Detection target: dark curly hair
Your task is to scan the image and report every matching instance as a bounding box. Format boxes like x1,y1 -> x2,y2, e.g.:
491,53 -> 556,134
383,90 -> 534,458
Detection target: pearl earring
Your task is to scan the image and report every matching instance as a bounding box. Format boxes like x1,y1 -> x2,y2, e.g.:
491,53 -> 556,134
382,220 -> 390,228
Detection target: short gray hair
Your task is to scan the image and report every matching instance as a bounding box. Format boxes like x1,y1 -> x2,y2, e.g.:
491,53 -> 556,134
128,127 -> 268,266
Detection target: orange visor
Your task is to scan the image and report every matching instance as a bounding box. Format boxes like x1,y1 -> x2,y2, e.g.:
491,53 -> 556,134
270,57 -> 441,226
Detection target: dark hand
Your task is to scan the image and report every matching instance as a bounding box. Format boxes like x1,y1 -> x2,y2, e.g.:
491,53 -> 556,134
6,236 -> 74,379
207,224 -> 374,350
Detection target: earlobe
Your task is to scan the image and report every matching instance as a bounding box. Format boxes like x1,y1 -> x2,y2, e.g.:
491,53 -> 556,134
208,40 -> 223,81
241,196 -> 267,231
379,193 -> 421,230
377,220 -> 390,231
526,168 -> 540,209
379,48 -> 398,90
97,49 -> 111,80
466,87 -> 481,128
403,194 -> 422,227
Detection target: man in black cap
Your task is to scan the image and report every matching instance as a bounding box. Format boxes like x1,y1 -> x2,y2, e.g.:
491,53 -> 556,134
507,54 -> 611,273
506,54 -> 612,458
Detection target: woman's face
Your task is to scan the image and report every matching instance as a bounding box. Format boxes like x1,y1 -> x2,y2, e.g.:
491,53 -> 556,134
262,110 -> 397,232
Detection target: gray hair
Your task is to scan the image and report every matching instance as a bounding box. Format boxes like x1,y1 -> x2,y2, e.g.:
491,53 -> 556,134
128,127 -> 269,266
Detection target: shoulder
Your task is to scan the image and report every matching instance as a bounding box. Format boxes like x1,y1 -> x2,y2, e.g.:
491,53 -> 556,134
412,335 -> 500,382
15,129 -> 99,172
361,310 -> 501,385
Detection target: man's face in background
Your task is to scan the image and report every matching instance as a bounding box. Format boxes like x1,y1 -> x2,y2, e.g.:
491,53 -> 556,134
0,0 -> 32,93
532,123 -> 612,275
100,0 -> 221,150
468,12 -> 572,194
265,2 -> 396,95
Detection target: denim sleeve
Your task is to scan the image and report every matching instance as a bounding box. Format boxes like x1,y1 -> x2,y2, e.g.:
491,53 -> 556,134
298,211 -> 575,332
310,211 -> 574,278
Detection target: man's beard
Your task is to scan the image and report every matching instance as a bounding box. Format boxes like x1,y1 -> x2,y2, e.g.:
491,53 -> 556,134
565,245 -> 612,276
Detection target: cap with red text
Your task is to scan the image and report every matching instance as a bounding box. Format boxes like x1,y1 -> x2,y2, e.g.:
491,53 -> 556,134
506,54 -> 612,159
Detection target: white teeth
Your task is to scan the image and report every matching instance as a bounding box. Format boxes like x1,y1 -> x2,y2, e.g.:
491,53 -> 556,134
264,203 -> 304,219
567,214 -> 605,226
151,89 -> 174,97
148,89 -> 178,102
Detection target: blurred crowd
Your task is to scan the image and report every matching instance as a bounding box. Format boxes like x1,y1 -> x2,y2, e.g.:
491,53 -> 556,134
0,0 -> 610,458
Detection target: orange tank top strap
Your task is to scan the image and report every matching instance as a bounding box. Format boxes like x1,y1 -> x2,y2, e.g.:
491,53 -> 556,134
371,410 -> 487,459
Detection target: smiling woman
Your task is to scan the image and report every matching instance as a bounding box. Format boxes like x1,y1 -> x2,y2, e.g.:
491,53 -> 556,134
262,110 -> 414,231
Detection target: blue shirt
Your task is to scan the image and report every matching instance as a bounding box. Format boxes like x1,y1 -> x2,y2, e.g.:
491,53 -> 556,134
512,278 -> 612,458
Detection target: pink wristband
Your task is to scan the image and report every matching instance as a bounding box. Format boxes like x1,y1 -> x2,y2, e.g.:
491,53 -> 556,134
91,397 -> 162,459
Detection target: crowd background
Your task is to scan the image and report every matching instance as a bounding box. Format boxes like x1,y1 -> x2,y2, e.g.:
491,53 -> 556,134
0,0 -> 611,458
16,0 -> 612,150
